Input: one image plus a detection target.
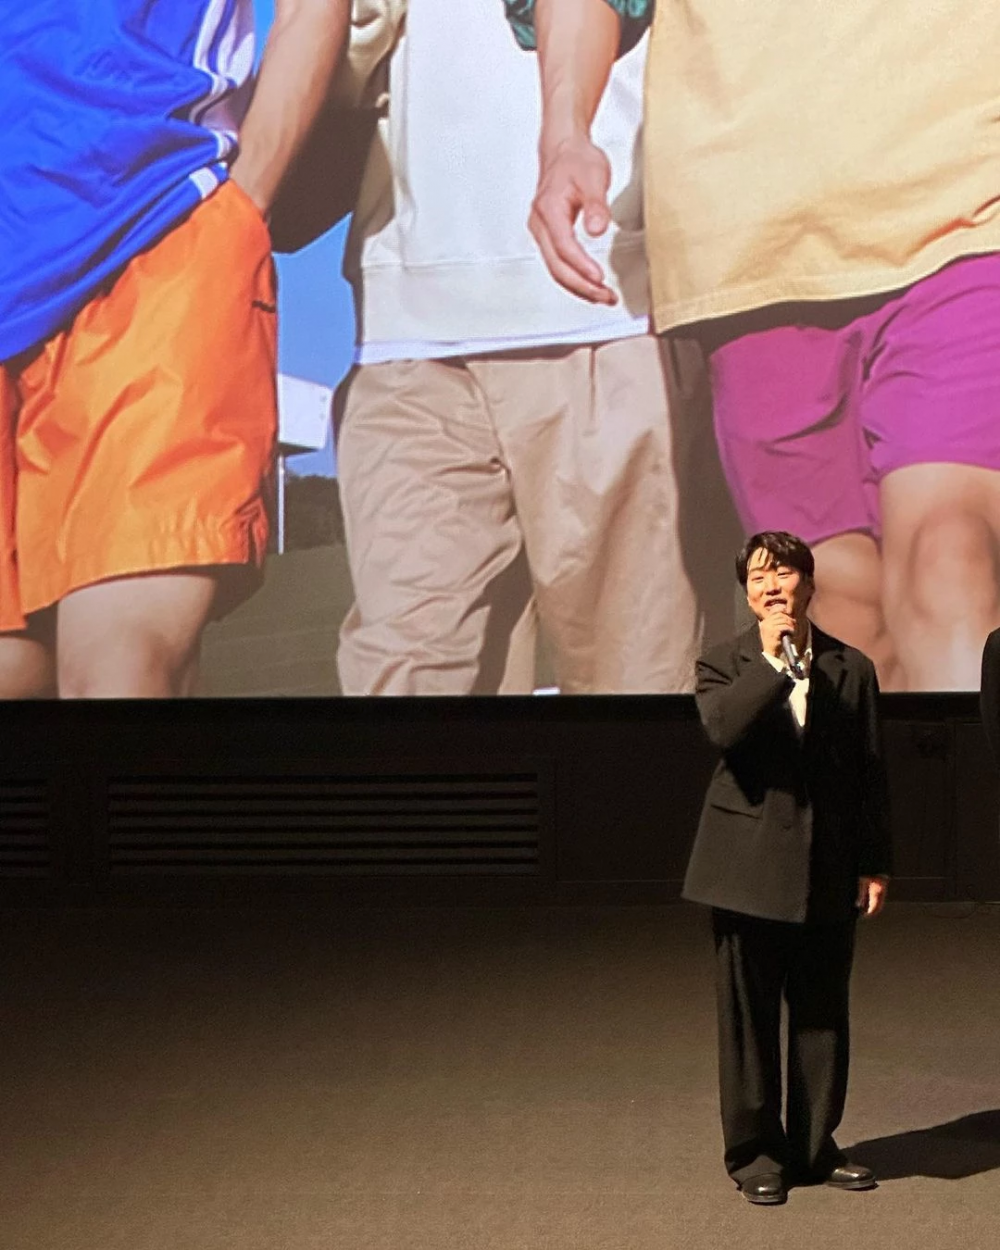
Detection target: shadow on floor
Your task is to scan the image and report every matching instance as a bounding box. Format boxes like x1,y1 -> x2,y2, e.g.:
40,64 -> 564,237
849,1109 -> 1000,1180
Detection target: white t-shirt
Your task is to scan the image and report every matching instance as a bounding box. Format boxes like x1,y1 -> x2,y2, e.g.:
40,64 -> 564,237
337,0 -> 652,355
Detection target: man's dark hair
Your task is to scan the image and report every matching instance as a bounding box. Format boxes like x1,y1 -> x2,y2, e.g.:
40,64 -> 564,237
735,531 -> 815,587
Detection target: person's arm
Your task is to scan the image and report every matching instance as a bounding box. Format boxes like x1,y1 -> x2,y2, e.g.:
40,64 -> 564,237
265,0 -> 404,252
525,0 -> 626,304
856,662 -> 891,918
695,649 -> 794,752
231,0 -> 352,217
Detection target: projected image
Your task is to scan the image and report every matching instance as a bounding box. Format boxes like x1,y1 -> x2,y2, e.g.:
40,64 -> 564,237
0,0 -> 347,698
238,0 -> 738,697
504,0 -> 1000,694
4,1 -> 997,696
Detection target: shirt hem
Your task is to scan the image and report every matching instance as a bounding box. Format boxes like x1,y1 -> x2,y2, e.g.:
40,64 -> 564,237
651,239 -> 1000,333
349,239 -> 651,344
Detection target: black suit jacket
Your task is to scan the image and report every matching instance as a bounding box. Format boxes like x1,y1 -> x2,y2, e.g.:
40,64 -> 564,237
682,622 -> 891,923
980,627 -> 1000,767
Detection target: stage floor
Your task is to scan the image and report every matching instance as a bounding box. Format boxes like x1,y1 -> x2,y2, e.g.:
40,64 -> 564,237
2,901 -> 997,1250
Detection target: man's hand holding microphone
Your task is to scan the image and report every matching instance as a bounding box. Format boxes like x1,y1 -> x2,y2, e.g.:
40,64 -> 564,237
759,605 -> 799,662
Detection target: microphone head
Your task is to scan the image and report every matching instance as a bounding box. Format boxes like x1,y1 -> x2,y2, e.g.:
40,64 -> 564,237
781,633 -> 805,679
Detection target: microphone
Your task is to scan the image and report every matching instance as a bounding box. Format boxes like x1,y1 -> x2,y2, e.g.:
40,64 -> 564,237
781,631 -> 806,680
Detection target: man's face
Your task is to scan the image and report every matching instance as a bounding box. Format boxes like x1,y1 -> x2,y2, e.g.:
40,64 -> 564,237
745,547 -> 814,624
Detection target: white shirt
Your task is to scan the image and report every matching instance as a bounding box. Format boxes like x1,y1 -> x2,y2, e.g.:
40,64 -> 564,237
762,625 -> 813,733
340,2 -> 651,348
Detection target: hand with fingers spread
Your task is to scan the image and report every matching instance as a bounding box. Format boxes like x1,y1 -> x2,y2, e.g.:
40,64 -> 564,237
530,133 -> 618,305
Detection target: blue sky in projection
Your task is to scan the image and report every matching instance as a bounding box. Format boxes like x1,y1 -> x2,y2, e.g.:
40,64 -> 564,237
254,0 -> 355,476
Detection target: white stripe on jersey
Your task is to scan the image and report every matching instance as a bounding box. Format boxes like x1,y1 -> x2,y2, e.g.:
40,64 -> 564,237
187,0 -> 254,136
189,165 -> 224,201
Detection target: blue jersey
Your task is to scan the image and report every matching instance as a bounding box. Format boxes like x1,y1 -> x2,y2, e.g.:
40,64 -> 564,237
0,1 -> 256,362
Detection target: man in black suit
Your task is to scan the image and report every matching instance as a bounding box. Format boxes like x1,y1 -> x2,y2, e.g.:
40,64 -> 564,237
981,628 -> 1000,766
684,531 -> 891,1205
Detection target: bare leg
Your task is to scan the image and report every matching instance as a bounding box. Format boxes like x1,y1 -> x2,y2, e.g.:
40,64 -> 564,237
0,610 -> 57,698
809,532 -> 901,688
56,572 -> 220,697
881,464 -> 1000,691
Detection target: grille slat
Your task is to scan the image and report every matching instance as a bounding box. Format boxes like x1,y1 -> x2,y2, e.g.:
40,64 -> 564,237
111,811 -> 538,828
114,830 -> 538,845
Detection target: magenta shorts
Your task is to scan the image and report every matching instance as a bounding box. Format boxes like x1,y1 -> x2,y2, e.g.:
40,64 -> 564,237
700,253 -> 1000,544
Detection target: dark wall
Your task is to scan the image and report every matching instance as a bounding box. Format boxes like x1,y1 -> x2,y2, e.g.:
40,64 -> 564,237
1,695 -> 996,905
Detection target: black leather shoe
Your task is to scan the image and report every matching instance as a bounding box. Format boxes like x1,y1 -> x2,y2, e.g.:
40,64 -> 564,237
740,1173 -> 787,1205
824,1162 -> 876,1190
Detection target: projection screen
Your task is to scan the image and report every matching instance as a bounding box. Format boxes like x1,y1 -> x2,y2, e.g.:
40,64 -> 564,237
3,0 -> 998,696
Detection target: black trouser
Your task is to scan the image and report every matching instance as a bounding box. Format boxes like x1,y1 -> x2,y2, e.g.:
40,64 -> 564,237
711,908 -> 856,1184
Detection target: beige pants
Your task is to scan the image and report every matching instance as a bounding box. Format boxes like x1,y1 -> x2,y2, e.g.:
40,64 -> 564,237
334,333 -> 737,694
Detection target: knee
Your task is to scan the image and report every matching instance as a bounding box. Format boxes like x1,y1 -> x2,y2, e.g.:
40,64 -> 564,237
59,635 -> 199,698
0,643 -> 56,699
896,508 -> 998,621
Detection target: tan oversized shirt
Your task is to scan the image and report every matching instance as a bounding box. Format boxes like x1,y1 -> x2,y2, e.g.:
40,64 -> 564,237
645,1 -> 1000,329
506,1 -> 1000,332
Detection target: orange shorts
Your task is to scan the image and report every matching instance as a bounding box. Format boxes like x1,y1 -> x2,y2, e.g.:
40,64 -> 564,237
0,179 -> 278,632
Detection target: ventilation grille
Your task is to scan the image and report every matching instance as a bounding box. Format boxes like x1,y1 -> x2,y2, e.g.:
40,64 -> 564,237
108,774 -> 543,875
0,781 -> 49,876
